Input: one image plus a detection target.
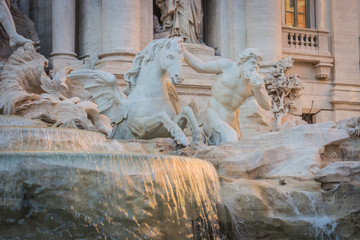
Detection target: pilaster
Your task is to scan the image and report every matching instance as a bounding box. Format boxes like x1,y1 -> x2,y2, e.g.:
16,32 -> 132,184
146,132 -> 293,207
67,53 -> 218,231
245,0 -> 282,64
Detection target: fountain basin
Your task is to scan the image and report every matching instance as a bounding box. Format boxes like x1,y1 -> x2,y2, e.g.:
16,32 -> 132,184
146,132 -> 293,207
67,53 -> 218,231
0,152 -> 220,239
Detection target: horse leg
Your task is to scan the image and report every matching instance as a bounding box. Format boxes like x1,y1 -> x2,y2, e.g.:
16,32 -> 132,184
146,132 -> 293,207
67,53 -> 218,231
130,111 -> 189,146
173,106 -> 202,143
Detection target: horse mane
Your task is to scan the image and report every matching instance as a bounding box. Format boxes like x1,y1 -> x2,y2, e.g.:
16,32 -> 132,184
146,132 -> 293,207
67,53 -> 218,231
123,37 -> 182,96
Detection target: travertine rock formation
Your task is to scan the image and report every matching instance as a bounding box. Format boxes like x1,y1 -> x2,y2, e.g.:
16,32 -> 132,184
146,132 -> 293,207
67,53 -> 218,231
131,121 -> 358,239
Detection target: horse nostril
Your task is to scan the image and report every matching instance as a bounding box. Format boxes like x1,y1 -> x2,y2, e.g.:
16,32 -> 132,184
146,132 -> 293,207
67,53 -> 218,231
175,74 -> 179,78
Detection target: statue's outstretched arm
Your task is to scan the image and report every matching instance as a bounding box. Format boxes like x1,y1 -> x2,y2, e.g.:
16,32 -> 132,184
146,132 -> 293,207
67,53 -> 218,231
252,84 -> 272,111
183,48 -> 225,74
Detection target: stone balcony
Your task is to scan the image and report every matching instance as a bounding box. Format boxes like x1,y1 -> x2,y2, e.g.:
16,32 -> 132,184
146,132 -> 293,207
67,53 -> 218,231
282,26 -> 333,80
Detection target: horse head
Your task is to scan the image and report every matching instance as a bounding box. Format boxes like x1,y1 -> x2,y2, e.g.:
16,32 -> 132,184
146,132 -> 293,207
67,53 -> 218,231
158,37 -> 184,85
124,38 -> 184,96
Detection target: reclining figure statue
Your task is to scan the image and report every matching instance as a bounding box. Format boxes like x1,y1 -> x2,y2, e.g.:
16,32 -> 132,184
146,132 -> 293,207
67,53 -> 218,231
183,48 -> 272,145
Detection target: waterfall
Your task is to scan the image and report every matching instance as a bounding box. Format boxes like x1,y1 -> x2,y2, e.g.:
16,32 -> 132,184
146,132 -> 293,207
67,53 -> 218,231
0,124 -> 222,239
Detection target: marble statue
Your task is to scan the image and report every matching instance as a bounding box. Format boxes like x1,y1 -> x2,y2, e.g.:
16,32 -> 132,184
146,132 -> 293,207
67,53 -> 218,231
0,0 -> 30,47
0,42 -> 111,134
183,48 -> 272,145
68,38 -> 201,146
155,0 -> 203,43
0,0 -> 38,63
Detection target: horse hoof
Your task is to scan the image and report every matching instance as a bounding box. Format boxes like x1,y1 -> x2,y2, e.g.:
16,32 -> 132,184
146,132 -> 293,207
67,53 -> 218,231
177,137 -> 188,147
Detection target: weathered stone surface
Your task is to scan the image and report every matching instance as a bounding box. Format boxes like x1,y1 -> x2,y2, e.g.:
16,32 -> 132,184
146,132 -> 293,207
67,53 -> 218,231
238,95 -> 274,139
194,121 -> 349,180
315,161 -> 360,183
0,114 -> 46,127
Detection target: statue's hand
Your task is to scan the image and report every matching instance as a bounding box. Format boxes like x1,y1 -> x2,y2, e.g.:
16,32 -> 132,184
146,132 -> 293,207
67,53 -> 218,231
249,73 -> 263,86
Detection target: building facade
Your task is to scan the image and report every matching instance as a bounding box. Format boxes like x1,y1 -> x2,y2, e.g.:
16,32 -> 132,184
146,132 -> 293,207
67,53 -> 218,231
17,0 -> 360,123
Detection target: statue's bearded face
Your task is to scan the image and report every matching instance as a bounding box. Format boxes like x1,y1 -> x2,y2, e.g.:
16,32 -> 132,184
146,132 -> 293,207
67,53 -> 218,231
242,57 -> 263,86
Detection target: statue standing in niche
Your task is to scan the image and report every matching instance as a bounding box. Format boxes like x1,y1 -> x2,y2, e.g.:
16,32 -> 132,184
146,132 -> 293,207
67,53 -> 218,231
183,48 -> 272,145
155,0 -> 203,43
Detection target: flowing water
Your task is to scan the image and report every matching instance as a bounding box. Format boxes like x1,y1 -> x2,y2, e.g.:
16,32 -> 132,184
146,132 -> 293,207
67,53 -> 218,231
274,189 -> 339,239
0,124 -> 221,239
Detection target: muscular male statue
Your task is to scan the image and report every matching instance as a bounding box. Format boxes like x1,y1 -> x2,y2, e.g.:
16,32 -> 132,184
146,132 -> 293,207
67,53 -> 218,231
183,48 -> 272,145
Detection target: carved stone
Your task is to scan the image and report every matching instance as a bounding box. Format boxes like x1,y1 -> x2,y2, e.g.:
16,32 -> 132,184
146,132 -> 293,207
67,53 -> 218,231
265,56 -> 304,131
68,38 -> 201,146
0,0 -> 38,63
0,42 -> 111,134
183,47 -> 272,145
0,42 -> 45,114
154,0 -> 203,43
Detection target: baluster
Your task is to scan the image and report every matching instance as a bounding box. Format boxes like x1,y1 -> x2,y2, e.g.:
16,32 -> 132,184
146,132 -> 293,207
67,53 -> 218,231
288,33 -> 291,47
313,36 -> 318,49
289,33 -> 294,48
308,35 -> 313,50
303,35 -> 307,49
293,33 -> 298,48
298,33 -> 303,49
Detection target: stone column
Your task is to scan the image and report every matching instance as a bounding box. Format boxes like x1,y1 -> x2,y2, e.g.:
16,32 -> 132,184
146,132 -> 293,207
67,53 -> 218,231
78,0 -> 102,68
245,0 -> 282,64
97,0 -> 140,64
50,0 -> 76,60
316,0 -> 326,30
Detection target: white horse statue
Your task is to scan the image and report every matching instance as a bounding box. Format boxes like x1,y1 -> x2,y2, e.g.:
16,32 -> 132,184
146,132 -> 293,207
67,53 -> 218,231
68,38 -> 201,146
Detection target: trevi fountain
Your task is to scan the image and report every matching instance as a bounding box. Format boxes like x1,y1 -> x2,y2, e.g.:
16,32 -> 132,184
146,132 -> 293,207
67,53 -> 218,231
0,0 -> 359,239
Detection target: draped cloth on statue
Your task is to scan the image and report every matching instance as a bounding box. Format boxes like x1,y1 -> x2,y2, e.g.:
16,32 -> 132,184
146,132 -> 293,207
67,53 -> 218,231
0,1 -> 39,63
166,0 -> 203,43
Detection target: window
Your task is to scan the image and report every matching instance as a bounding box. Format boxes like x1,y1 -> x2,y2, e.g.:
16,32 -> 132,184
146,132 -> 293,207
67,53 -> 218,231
285,0 -> 310,28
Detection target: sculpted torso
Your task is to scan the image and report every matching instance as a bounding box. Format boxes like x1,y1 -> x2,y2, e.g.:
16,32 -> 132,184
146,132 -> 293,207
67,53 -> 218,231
210,63 -> 252,124
183,47 -> 271,145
